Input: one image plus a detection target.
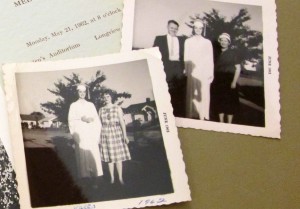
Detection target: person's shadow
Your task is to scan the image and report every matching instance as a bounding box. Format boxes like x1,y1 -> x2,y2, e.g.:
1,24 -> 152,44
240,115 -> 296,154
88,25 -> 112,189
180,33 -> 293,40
26,134 -> 88,207
52,135 -> 77,180
185,61 -> 203,119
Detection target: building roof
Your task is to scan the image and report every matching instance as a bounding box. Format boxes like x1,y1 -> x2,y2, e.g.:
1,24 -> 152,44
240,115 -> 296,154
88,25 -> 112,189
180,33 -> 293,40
39,117 -> 57,123
123,99 -> 156,114
20,114 -> 44,122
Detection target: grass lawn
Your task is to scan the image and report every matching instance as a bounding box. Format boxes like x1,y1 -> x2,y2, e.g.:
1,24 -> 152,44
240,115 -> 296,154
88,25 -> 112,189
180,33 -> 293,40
23,124 -> 173,207
23,125 -> 164,148
23,129 -> 72,148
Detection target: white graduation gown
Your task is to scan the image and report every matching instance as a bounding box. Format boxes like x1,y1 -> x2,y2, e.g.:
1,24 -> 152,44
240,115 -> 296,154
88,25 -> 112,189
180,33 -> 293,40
68,99 -> 103,178
184,36 -> 214,119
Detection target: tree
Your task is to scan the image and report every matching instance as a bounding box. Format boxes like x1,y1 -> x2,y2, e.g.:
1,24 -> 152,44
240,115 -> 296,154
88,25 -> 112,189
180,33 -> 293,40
186,8 -> 263,61
41,71 -> 131,124
30,111 -> 45,128
30,111 -> 45,117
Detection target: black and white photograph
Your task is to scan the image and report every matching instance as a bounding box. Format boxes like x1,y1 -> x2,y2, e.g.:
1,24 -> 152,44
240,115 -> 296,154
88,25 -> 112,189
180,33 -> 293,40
123,0 -> 280,137
3,49 -> 190,209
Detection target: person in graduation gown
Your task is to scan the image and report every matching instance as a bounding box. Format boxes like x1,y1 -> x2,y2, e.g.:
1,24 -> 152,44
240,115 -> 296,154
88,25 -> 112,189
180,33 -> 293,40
213,33 -> 241,123
184,20 -> 214,120
68,84 -> 103,184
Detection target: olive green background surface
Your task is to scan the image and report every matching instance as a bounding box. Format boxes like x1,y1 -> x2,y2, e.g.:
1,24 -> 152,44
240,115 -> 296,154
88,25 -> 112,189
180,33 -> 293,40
153,1 -> 300,209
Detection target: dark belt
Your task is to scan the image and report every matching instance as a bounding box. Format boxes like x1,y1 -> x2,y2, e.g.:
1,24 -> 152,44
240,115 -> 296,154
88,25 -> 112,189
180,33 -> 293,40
102,122 -> 120,126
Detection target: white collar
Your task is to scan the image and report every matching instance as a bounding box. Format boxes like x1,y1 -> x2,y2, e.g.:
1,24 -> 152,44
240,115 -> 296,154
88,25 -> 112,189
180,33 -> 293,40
167,34 -> 178,38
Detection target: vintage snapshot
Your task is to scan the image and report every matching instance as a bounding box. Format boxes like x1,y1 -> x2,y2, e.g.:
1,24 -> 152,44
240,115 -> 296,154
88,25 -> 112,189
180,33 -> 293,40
122,0 -> 280,138
3,48 -> 190,209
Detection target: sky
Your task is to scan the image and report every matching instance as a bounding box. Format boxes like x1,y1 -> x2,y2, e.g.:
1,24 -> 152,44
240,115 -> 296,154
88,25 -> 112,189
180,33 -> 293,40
133,0 -> 263,48
16,59 -> 154,115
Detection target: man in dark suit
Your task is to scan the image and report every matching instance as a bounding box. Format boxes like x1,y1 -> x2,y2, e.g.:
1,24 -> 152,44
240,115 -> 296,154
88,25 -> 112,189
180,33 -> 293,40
153,20 -> 186,117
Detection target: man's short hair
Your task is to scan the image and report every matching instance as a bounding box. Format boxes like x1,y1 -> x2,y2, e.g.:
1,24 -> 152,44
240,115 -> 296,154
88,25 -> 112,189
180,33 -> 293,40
168,20 -> 179,27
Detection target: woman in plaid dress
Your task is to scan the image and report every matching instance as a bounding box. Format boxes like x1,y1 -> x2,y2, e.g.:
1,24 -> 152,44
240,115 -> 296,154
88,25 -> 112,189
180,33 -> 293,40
99,92 -> 131,184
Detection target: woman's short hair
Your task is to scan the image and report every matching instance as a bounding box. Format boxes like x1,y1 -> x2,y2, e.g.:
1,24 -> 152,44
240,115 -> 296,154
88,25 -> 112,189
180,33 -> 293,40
102,89 -> 117,103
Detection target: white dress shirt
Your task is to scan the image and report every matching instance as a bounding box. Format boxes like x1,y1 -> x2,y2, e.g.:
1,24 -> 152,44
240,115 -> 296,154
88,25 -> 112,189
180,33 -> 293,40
167,34 -> 180,61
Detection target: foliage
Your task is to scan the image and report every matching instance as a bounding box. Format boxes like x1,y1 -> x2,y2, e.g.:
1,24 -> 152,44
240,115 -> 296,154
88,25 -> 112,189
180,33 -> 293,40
186,8 -> 263,61
30,111 -> 45,128
30,111 -> 45,118
41,71 -> 131,124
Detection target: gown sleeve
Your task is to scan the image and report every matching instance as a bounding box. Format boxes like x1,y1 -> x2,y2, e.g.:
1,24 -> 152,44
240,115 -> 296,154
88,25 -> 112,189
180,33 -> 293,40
89,102 -> 101,139
207,40 -> 214,81
184,38 -> 193,74
68,103 -> 76,135
184,39 -> 191,62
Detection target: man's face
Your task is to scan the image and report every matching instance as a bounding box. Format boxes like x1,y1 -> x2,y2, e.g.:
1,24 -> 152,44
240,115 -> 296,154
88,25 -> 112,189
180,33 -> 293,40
167,23 -> 179,37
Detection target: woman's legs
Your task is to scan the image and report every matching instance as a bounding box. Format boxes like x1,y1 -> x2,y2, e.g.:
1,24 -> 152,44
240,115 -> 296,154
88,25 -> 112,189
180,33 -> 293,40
227,114 -> 233,124
116,161 -> 124,185
219,113 -> 225,123
108,162 -> 114,183
108,162 -> 124,184
219,113 -> 234,123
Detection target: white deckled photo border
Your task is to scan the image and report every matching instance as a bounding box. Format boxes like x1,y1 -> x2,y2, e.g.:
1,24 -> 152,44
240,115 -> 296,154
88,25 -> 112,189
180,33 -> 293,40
3,48 -> 191,209
122,0 -> 280,138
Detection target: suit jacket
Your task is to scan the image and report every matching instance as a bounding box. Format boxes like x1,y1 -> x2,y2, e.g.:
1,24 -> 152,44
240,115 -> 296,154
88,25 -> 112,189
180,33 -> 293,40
153,35 -> 185,65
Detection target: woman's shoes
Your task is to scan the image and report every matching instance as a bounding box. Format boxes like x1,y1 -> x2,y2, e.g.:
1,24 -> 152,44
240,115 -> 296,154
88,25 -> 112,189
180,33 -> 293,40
119,179 -> 125,185
109,178 -> 124,185
110,178 -> 115,184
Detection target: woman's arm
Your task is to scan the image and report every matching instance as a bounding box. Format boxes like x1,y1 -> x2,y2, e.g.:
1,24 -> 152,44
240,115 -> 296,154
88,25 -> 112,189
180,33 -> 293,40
231,64 -> 241,89
117,106 -> 129,144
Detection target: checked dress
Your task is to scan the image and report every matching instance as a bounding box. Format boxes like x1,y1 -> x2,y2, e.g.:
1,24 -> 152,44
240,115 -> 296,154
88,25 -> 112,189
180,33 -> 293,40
99,105 -> 131,163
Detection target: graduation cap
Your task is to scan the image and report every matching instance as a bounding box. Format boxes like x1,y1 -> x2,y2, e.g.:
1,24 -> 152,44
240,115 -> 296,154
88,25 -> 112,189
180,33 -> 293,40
192,19 -> 207,37
74,83 -> 91,99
